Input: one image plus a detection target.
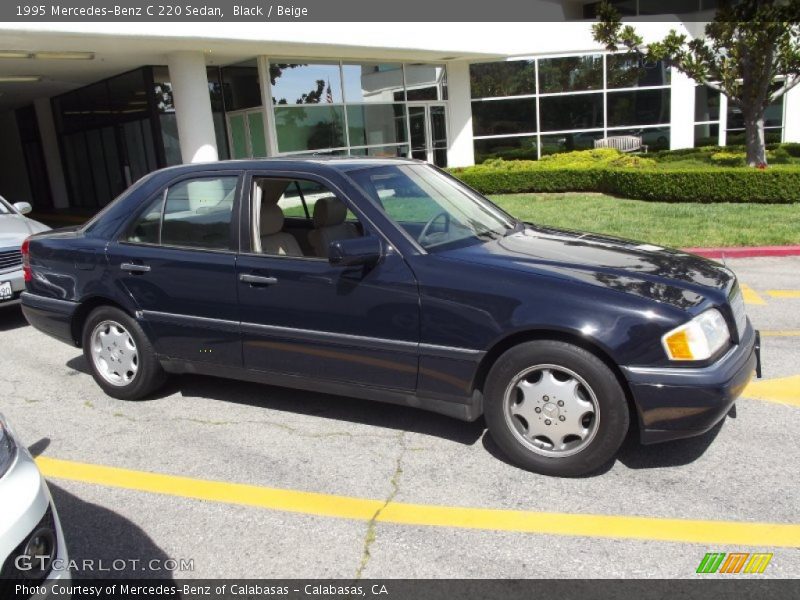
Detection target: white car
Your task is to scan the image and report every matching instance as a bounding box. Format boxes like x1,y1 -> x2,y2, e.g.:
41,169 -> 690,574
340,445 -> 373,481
0,196 -> 50,307
0,414 -> 70,597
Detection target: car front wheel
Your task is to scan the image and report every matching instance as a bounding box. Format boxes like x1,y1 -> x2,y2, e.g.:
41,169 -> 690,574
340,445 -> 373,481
484,340 -> 629,477
82,305 -> 166,400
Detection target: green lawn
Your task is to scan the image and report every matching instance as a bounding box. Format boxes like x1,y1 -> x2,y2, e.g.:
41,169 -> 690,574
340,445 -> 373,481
490,192 -> 800,248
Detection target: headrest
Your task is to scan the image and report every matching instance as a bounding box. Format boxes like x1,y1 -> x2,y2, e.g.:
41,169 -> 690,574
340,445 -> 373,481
313,197 -> 347,227
261,203 -> 284,236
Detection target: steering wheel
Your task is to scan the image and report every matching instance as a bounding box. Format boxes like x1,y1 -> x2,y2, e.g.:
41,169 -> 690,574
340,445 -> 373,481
418,211 -> 450,244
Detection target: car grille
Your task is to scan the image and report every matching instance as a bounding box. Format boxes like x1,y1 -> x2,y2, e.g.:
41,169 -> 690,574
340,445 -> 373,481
0,249 -> 22,271
0,506 -> 57,595
729,283 -> 748,338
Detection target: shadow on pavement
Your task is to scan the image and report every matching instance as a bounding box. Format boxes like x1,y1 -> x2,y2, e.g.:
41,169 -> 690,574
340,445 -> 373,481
66,354 -> 485,446
616,418 -> 725,470
48,482 -> 177,580
0,306 -> 28,332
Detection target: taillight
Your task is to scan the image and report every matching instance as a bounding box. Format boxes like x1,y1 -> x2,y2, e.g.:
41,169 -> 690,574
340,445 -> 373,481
21,237 -> 31,282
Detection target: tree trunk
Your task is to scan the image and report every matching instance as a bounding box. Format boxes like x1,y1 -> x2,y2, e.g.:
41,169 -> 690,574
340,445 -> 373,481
744,113 -> 767,167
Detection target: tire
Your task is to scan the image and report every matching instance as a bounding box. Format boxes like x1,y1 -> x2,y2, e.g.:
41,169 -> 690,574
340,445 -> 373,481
484,340 -> 629,477
82,305 -> 167,400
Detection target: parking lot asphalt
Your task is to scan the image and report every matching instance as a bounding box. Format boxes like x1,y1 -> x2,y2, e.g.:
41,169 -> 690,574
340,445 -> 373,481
1,256 -> 799,580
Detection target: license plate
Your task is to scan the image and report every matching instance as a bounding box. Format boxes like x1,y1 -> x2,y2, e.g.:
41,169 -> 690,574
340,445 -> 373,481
0,281 -> 12,302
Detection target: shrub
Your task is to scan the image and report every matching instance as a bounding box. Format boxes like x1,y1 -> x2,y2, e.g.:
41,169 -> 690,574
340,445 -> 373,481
452,162 -> 800,203
770,147 -> 792,164
710,152 -> 747,167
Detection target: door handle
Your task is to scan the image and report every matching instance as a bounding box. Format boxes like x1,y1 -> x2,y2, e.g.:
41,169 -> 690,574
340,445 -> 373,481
240,273 -> 278,286
120,263 -> 151,273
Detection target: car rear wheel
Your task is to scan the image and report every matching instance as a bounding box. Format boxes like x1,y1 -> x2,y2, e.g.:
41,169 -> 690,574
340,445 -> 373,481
484,340 -> 629,477
82,306 -> 166,400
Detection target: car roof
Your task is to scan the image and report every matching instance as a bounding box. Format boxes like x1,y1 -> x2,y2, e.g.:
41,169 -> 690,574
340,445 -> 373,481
156,156 -> 423,176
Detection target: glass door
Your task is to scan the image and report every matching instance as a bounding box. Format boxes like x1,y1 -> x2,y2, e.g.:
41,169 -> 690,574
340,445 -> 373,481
406,103 -> 448,167
227,108 -> 268,159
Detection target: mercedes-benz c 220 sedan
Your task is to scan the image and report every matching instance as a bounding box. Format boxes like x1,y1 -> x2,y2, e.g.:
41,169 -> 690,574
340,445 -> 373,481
21,158 -> 760,476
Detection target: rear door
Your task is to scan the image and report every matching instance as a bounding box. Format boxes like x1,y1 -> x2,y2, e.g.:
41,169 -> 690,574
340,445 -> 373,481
106,171 -> 243,366
236,170 -> 420,391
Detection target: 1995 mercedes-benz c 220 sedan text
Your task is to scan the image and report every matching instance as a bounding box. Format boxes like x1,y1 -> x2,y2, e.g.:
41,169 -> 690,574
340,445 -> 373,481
20,158 -> 760,476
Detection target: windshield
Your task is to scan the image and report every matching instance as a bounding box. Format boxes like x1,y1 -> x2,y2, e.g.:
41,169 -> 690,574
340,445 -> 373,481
348,164 -> 517,252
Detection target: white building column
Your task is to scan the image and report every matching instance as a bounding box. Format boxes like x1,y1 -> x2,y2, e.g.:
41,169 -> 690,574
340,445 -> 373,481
33,97 -> 69,209
446,61 -> 475,167
783,84 -> 800,143
670,68 -> 696,150
167,51 -> 218,163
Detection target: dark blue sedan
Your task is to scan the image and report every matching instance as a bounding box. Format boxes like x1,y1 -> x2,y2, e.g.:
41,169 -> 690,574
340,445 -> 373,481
20,158 -> 760,476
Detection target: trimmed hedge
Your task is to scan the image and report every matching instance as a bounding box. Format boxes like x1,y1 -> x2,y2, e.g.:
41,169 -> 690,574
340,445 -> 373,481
451,164 -> 800,203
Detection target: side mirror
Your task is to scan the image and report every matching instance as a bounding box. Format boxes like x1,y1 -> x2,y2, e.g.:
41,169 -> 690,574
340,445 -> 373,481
328,236 -> 381,267
13,202 -> 32,215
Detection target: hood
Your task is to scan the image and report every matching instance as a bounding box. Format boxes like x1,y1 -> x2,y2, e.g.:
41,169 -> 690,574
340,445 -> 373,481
0,214 -> 50,249
439,224 -> 734,309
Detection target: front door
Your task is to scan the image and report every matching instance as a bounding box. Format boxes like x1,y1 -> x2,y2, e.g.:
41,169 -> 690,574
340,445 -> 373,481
106,172 -> 243,366
236,172 -> 420,392
408,103 -> 448,168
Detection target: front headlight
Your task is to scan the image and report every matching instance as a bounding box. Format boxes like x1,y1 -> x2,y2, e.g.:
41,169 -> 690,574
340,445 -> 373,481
0,414 -> 18,479
662,309 -> 731,361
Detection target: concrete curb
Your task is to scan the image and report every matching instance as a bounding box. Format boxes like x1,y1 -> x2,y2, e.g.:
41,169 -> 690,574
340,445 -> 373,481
683,246 -> 800,259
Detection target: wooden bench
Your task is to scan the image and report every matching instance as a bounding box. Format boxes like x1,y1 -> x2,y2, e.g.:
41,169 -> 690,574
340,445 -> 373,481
594,135 -> 648,153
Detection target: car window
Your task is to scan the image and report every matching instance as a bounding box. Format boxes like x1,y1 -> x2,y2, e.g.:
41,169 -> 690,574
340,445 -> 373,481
126,176 -> 238,250
252,176 -> 363,259
127,194 -> 163,244
0,197 -> 10,214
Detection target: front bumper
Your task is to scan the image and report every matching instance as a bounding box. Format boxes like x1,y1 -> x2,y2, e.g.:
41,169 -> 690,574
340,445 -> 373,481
0,268 -> 24,307
0,436 -> 70,599
622,322 -> 759,444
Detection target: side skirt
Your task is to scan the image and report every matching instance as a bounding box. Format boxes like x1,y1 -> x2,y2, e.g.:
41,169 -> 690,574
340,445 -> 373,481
158,357 -> 483,422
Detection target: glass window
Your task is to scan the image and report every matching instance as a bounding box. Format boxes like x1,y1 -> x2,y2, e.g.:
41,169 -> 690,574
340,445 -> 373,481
349,144 -> 410,158
470,60 -> 536,98
269,62 -> 342,105
222,60 -> 262,111
726,97 -> 784,132
695,86 -> 720,122
694,123 -> 719,147
607,89 -> 670,127
274,105 -> 346,152
539,93 -> 603,131
472,99 -> 536,136
347,104 -> 407,146
538,55 -> 603,94
342,63 -> 404,102
161,177 -> 238,250
349,164 -> 516,252
607,55 -> 670,88
247,111 -> 268,157
473,136 -> 538,163
639,0 -> 700,14
127,193 -> 164,244
404,64 -> 447,101
539,131 -> 605,156
108,69 -> 149,118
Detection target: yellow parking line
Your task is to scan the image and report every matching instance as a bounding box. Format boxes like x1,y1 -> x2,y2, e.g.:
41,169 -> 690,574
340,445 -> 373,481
766,290 -> 800,299
35,456 -> 800,548
744,375 -> 800,408
760,330 -> 800,337
739,284 -> 766,305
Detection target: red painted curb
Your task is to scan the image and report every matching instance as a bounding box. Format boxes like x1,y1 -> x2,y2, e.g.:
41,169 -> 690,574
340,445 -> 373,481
682,246 -> 800,259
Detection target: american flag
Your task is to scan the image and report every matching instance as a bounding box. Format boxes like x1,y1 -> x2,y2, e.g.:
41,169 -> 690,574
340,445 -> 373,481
325,79 -> 333,103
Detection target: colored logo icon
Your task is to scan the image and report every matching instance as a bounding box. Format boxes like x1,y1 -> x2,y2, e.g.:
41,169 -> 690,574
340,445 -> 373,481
696,552 -> 773,574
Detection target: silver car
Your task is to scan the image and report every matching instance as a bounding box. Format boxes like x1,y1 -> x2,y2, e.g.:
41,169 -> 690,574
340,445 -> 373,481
0,196 -> 50,307
0,414 -> 70,596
